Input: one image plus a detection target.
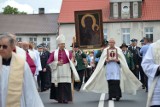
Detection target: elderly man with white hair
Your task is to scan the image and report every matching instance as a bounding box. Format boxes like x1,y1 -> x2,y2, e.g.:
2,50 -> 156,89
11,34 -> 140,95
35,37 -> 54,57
47,34 -> 79,104
0,34 -> 44,107
7,33 -> 37,75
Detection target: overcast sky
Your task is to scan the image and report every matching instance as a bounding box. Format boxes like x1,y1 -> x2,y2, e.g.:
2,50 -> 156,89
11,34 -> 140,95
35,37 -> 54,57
0,0 -> 62,14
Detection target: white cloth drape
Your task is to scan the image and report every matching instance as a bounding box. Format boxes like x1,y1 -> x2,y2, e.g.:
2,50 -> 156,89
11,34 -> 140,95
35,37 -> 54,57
141,43 -> 160,106
0,63 -> 44,107
83,47 -> 142,95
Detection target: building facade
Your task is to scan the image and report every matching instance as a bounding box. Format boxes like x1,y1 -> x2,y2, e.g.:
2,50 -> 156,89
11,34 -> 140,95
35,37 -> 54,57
58,0 -> 160,49
16,34 -> 57,51
59,22 -> 160,47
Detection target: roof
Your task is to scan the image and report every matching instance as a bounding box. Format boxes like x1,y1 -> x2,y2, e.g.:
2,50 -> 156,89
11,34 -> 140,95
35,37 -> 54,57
0,13 -> 59,34
142,0 -> 160,21
58,0 -> 160,23
58,0 -> 109,23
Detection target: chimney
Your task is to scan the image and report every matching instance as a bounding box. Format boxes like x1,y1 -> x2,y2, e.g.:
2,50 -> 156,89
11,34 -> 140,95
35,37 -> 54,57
39,8 -> 45,14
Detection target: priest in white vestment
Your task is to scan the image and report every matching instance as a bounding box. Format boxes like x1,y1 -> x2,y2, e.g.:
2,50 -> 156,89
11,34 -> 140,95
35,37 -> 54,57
83,38 -> 142,101
0,34 -> 44,107
28,42 -> 42,78
142,40 -> 160,107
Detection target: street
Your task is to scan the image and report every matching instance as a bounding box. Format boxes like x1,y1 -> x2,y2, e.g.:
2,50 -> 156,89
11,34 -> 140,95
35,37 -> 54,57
40,89 -> 147,107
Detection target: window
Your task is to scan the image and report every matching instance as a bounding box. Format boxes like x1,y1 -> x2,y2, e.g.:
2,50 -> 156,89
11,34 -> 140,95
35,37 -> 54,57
103,29 -> 107,40
145,27 -> 153,42
122,28 -> 130,45
113,3 -> 118,18
43,37 -> 50,49
110,3 -> 114,18
133,2 -> 138,18
29,37 -> 37,46
16,37 -> 22,42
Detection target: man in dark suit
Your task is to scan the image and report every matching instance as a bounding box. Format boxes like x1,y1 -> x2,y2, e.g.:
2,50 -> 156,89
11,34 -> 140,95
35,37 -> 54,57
38,44 -> 50,92
42,45 -> 51,90
128,39 -> 141,79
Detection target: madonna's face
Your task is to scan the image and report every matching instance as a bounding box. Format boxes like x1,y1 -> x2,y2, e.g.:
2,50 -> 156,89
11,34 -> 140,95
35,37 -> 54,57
84,17 -> 93,28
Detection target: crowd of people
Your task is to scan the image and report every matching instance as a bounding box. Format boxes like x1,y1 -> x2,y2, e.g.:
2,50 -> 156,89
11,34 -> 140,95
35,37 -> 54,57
0,32 -> 159,107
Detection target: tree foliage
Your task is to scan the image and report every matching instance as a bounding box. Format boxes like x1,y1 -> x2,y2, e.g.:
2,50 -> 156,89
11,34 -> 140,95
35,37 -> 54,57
2,5 -> 27,14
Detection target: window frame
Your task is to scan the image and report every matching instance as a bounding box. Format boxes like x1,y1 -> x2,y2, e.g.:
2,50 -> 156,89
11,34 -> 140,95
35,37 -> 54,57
29,37 -> 37,46
122,28 -> 130,45
145,27 -> 153,42
42,37 -> 50,49
16,37 -> 22,42
103,28 -> 108,40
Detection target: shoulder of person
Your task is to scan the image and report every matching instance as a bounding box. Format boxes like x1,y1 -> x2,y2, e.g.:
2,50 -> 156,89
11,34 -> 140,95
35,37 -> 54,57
50,51 -> 55,55
81,52 -> 87,57
128,47 -> 132,50
128,45 -> 131,48
127,50 -> 131,53
140,45 -> 146,50
127,50 -> 132,56
136,46 -> 141,49
115,46 -> 122,51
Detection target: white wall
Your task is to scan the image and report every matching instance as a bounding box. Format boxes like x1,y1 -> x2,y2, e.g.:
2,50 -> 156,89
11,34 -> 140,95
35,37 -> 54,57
105,22 -> 160,46
59,21 -> 160,48
50,35 -> 57,52
16,34 -> 57,52
59,24 -> 76,50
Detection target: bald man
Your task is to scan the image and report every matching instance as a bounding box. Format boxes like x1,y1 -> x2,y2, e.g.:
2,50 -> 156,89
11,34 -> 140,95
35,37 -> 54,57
105,39 -> 122,100
7,33 -> 26,60
83,38 -> 141,101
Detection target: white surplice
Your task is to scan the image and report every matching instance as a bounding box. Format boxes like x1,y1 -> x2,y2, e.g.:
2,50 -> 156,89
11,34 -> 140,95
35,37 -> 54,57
142,43 -> 160,106
33,49 -> 42,75
0,62 -> 44,107
106,61 -> 121,80
28,49 -> 42,81
49,49 -> 80,86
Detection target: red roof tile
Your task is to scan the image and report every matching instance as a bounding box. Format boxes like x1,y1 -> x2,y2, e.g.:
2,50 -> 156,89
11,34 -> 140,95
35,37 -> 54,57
58,0 -> 109,23
58,0 -> 160,23
142,0 -> 160,21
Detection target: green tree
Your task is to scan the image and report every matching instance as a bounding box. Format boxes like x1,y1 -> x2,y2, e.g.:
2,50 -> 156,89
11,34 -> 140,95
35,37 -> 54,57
2,5 -> 27,14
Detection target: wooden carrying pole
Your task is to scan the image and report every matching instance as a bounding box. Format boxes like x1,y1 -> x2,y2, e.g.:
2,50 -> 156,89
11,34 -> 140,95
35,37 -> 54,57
71,36 -> 76,101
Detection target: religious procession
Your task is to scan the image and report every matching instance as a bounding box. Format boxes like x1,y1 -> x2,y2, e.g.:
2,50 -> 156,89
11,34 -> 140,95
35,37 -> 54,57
0,0 -> 160,107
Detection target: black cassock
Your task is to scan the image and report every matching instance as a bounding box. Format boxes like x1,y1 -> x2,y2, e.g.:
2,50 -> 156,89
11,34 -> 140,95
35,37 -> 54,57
50,83 -> 72,103
39,50 -> 51,91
